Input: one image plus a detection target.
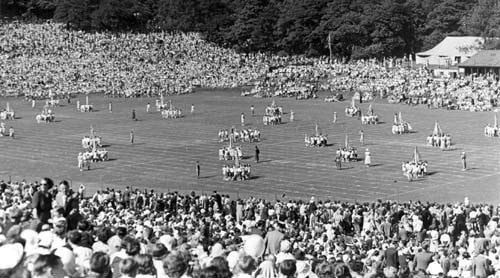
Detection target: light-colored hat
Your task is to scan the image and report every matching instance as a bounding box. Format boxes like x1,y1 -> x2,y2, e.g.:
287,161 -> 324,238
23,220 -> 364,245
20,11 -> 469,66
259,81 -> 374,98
55,247 -> 78,276
0,243 -> 23,270
38,231 -> 54,249
243,234 -> 264,259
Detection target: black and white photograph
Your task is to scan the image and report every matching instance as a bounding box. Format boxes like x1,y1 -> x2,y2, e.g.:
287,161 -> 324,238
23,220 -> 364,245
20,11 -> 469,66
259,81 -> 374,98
0,0 -> 499,277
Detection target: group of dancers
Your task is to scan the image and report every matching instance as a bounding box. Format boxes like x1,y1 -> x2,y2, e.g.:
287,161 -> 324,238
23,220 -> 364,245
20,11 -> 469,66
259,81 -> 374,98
218,146 -> 243,161
78,127 -> 109,171
222,164 -> 252,181
305,134 -> 328,147
0,122 -> 14,138
402,160 -> 428,181
426,134 -> 452,149
218,128 -> 261,143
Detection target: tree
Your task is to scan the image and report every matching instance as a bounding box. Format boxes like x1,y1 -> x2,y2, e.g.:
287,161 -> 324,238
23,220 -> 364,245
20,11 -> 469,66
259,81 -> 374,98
91,0 -> 141,31
155,0 -> 200,32
316,0 -> 357,58
406,0 -> 439,55
485,2 -> 500,38
196,0 -> 234,45
54,0 -> 97,30
354,0 -> 415,59
423,0 -> 477,50
460,0 -> 496,36
226,0 -> 278,52
274,0 -> 329,56
0,0 -> 57,18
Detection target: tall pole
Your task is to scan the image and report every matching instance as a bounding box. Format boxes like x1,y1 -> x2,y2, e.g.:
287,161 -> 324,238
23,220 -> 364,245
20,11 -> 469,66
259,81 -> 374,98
328,32 -> 333,63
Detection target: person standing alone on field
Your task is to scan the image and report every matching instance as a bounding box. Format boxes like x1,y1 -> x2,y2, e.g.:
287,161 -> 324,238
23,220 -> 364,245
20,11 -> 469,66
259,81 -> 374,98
132,109 -> 136,121
335,155 -> 341,170
255,145 -> 260,163
196,161 -> 200,178
364,148 -> 371,167
109,101 -> 112,113
146,102 -> 151,113
359,130 -> 365,146
241,113 -> 245,127
250,105 -> 254,116
130,130 -> 134,144
461,151 -> 467,171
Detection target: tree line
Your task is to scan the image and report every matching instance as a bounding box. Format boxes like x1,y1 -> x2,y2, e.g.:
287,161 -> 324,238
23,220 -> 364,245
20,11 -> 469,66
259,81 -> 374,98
2,0 -> 500,59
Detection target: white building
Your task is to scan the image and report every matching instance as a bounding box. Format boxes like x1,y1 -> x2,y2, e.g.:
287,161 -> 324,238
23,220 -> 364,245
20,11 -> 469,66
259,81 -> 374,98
416,36 -> 484,66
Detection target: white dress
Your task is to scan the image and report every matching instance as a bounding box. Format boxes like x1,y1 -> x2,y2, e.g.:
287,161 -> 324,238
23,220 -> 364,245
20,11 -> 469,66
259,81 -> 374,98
364,151 -> 371,165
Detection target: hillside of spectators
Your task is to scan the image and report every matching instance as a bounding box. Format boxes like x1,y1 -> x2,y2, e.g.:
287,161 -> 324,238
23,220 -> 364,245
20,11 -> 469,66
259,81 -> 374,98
0,177 -> 499,278
1,22 -> 499,112
0,22 -> 273,98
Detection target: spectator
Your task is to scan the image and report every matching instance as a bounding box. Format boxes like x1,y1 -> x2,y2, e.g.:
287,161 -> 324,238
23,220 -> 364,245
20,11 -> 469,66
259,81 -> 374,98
32,253 -> 67,278
31,178 -> 54,231
135,254 -> 156,278
88,252 -> 113,278
119,258 -> 139,278
163,252 -> 189,278
278,259 -> 297,278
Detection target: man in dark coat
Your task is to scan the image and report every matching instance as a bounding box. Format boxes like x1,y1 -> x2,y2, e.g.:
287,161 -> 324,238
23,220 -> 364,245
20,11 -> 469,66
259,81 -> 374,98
472,249 -> 494,278
413,241 -> 433,271
384,241 -> 399,270
255,146 -> 260,163
32,177 -> 54,231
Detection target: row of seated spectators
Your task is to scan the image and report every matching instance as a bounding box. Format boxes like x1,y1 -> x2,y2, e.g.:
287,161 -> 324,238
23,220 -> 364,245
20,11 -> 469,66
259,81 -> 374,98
320,60 -> 499,112
0,177 -> 499,278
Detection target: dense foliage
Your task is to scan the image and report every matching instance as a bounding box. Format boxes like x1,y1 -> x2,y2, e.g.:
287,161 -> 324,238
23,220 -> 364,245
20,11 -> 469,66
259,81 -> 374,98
3,0 -> 500,58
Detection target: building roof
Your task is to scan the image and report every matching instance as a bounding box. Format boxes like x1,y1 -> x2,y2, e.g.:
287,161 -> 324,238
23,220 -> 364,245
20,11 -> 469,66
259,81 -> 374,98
458,50 -> 500,67
416,36 -> 483,58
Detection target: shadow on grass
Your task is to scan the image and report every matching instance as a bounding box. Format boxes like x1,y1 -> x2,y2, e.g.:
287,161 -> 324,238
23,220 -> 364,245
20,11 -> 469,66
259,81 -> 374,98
337,166 -> 354,170
200,175 -> 217,179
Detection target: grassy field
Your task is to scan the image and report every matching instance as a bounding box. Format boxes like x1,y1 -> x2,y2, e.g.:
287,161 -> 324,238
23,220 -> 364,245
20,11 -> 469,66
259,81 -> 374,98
0,90 -> 499,203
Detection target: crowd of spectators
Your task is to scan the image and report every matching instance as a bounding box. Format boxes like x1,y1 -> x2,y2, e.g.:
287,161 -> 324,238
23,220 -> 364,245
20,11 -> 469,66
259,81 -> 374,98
0,177 -> 499,278
1,22 -> 499,112
0,22 -> 272,99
